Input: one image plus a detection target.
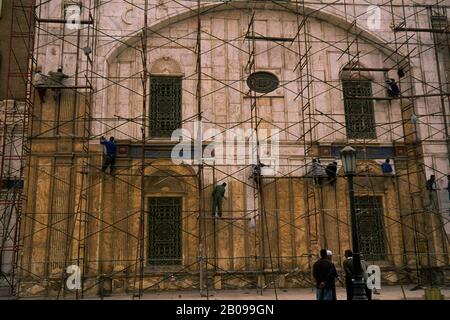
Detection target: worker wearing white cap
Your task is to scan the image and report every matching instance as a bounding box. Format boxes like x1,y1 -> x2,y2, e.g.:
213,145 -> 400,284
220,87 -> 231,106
326,249 -> 342,300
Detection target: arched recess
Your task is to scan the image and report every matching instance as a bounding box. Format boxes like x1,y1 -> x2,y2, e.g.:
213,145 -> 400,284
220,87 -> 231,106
133,160 -> 198,270
104,2 -> 407,67
338,160 -> 399,265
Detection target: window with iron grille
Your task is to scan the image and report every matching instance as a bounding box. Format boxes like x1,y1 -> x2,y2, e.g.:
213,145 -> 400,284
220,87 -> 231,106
354,196 -> 386,261
148,197 -> 182,266
150,76 -> 182,137
342,81 -> 376,139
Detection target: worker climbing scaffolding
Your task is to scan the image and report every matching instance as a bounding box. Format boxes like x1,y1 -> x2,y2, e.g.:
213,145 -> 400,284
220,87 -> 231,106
212,182 -> 227,218
100,136 -> 116,174
251,161 -> 265,187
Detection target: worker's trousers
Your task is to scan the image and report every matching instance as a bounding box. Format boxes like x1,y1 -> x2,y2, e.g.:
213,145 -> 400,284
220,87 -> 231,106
102,154 -> 116,173
212,198 -> 223,217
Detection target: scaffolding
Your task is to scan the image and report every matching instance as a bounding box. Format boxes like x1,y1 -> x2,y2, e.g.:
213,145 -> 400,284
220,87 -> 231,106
0,0 -> 449,299
0,0 -> 35,296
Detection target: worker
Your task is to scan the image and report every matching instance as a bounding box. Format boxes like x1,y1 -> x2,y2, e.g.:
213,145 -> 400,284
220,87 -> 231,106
251,161 -> 265,186
311,159 -> 325,185
381,158 -> 393,175
426,174 -> 437,191
386,78 -> 400,97
100,136 -> 116,174
212,182 -> 227,218
33,69 -> 48,103
49,67 -> 69,85
381,158 -> 393,174
426,174 -> 438,209
381,158 -> 394,190
48,67 -> 69,100
326,161 -> 338,185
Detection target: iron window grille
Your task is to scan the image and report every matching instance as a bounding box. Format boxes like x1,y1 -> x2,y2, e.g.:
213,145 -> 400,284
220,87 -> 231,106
150,76 -> 182,138
148,197 -> 182,266
354,196 -> 387,261
343,81 -> 376,139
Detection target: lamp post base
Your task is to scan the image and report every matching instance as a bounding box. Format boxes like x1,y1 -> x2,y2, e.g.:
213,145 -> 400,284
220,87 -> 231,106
352,277 -> 368,300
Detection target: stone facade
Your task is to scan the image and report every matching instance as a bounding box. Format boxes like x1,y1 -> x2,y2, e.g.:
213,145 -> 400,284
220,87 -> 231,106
15,1 -> 449,297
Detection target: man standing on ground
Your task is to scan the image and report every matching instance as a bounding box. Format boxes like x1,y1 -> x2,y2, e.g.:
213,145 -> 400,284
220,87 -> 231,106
343,249 -> 354,300
342,249 -> 372,300
327,250 -> 341,300
100,136 -> 117,174
313,249 -> 335,300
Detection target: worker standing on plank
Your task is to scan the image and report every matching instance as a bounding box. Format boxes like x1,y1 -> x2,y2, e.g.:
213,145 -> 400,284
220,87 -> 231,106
100,136 -> 117,174
212,182 -> 227,218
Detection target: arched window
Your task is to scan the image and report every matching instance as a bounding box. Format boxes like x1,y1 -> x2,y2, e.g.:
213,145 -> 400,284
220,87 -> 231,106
149,57 -> 182,138
340,64 -> 376,139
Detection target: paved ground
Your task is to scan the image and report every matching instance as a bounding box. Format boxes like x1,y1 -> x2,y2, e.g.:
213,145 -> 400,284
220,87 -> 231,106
101,285 -> 449,300
1,285 -> 448,300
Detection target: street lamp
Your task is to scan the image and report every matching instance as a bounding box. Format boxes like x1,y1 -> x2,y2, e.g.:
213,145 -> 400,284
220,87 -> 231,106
340,146 -> 367,300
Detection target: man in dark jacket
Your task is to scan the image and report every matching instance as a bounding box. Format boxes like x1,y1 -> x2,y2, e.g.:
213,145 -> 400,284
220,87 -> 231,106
313,249 -> 335,300
386,78 -> 400,97
342,249 -> 372,300
326,161 -> 337,185
212,183 -> 227,218
343,249 -> 354,300
100,136 -> 117,173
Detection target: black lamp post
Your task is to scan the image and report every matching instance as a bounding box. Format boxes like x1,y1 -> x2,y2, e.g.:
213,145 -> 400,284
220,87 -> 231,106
340,146 -> 367,300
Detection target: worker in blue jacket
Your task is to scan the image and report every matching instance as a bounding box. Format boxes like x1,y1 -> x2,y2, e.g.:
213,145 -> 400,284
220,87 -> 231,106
100,136 -> 116,173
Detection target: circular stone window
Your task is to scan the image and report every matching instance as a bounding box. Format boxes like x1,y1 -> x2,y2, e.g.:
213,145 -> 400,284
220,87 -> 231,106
247,71 -> 279,94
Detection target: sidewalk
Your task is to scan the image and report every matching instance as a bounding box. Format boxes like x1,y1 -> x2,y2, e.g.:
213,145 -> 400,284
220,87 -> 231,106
102,285 -> 449,300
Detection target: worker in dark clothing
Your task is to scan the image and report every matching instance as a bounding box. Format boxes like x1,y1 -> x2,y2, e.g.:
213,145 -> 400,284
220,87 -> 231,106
312,249 -> 335,300
342,249 -> 372,300
426,174 -> 437,191
100,136 -> 116,174
326,161 -> 337,185
49,67 -> 69,100
212,182 -> 227,218
426,174 -> 438,209
251,161 -> 265,186
343,249 -> 354,300
49,67 -> 69,85
386,78 -> 400,97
